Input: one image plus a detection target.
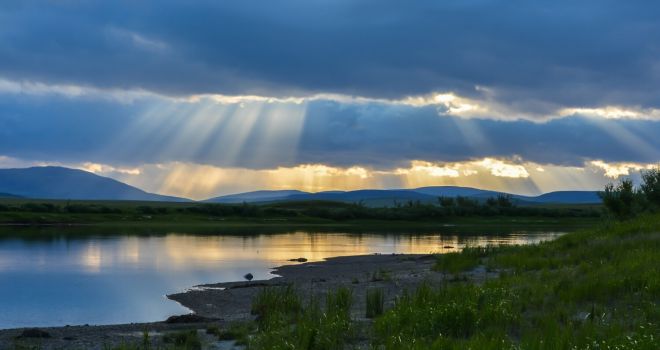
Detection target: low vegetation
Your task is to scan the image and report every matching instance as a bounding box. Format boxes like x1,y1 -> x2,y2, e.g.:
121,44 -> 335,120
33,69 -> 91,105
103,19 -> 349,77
600,168 -> 660,219
103,329 -> 202,350
0,195 -> 601,226
249,286 -> 355,350
433,246 -> 495,274
365,288 -> 385,318
236,213 -> 659,349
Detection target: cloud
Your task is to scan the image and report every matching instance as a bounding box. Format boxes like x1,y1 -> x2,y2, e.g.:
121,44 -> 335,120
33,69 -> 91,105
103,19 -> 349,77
2,1 -> 660,117
0,94 -> 658,169
559,106 -> 660,121
476,158 -> 529,178
110,159 -> 660,199
78,162 -> 141,176
589,160 -> 657,178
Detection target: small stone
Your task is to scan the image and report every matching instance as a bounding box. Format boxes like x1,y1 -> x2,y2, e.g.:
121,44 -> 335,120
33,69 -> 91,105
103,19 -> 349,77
165,314 -> 213,324
244,273 -> 254,281
288,257 -> 308,262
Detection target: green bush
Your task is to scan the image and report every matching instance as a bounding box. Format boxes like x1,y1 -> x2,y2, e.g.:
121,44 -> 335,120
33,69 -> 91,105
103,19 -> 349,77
640,168 -> 660,207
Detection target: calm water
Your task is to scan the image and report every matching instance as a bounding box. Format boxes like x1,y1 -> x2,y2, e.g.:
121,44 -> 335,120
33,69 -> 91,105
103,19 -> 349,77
0,229 -> 565,329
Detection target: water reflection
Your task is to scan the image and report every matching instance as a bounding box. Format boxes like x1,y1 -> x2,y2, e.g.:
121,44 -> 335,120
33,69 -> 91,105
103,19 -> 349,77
0,229 -> 563,329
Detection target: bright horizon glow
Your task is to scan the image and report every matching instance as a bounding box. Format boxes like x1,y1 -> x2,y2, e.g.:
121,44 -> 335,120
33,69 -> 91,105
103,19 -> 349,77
2,155 -> 655,200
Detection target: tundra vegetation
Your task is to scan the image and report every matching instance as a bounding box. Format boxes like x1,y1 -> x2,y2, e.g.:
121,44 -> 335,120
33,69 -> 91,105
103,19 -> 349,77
206,170 -> 658,349
0,195 -> 601,226
111,206 -> 657,348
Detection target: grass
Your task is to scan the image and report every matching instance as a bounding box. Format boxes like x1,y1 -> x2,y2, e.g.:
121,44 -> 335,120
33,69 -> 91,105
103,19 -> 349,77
97,329 -> 202,350
162,330 -> 201,350
372,213 -> 660,349
370,268 -> 392,282
366,288 -> 385,318
251,284 -> 302,329
248,286 -> 355,349
241,214 -> 658,348
433,246 -> 495,274
206,322 -> 253,344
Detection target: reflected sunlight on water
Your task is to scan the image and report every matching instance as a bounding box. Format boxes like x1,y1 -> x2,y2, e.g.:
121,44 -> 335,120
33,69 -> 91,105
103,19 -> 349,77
0,229 -> 563,329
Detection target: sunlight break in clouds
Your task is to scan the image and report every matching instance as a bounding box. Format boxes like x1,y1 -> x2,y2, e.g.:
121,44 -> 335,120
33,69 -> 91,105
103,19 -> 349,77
3,76 -> 660,123
559,107 -> 660,121
589,160 -> 657,178
3,153 -> 657,200
100,158 -> 657,200
476,158 -> 530,178
396,159 -> 528,180
79,162 -> 141,176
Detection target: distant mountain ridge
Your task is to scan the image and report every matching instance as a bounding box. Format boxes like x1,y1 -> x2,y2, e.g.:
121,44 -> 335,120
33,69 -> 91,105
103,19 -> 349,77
206,186 -> 602,205
0,166 -> 189,202
0,166 -> 601,204
213,190 -> 307,203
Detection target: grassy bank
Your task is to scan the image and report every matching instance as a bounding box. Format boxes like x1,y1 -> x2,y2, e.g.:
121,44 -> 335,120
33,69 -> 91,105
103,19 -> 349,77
234,214 -> 659,349
0,198 -> 600,236
0,198 -> 601,227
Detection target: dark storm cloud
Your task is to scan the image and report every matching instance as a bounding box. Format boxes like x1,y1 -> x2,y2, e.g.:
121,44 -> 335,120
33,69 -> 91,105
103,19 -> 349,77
295,102 -> 660,168
1,96 -> 658,168
2,1 -> 660,112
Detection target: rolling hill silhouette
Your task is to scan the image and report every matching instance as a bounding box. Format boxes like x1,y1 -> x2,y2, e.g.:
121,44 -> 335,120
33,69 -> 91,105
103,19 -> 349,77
0,166 -> 188,201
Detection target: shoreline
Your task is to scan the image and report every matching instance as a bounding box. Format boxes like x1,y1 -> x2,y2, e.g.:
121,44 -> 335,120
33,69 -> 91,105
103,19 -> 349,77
0,253 -> 481,349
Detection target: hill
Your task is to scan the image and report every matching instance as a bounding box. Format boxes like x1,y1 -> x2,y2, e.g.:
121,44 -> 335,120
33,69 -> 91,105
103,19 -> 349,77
0,166 -> 189,202
206,187 -> 601,205
524,191 -> 601,204
206,190 -> 306,203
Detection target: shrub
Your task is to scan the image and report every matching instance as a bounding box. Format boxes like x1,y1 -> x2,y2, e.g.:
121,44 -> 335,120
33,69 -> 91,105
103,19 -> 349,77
599,179 -> 641,219
640,167 -> 660,207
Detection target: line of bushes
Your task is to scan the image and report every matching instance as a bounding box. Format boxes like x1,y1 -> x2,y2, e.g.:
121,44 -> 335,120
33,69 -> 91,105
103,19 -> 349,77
600,168 -> 660,219
0,196 -> 602,220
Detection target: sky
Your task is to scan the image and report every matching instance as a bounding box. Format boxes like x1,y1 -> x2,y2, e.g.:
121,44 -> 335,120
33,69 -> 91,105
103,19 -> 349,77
0,0 -> 659,200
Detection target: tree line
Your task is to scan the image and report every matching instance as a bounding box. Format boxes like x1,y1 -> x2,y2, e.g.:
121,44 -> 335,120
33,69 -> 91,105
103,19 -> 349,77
600,168 -> 660,220
0,195 -> 601,221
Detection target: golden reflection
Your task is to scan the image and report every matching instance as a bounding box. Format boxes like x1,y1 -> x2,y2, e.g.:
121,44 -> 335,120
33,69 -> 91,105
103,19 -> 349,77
81,243 -> 102,273
150,231 -> 562,269
118,236 -> 141,264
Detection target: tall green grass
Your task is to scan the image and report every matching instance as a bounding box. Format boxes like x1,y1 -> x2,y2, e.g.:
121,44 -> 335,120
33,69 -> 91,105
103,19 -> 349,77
433,246 -> 495,273
103,329 -> 202,350
366,288 -> 384,318
249,286 -> 355,350
374,214 -> 660,349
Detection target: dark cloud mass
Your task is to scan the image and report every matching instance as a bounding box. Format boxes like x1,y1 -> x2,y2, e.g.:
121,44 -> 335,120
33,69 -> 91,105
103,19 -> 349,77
1,1 -> 660,112
0,96 -> 658,168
